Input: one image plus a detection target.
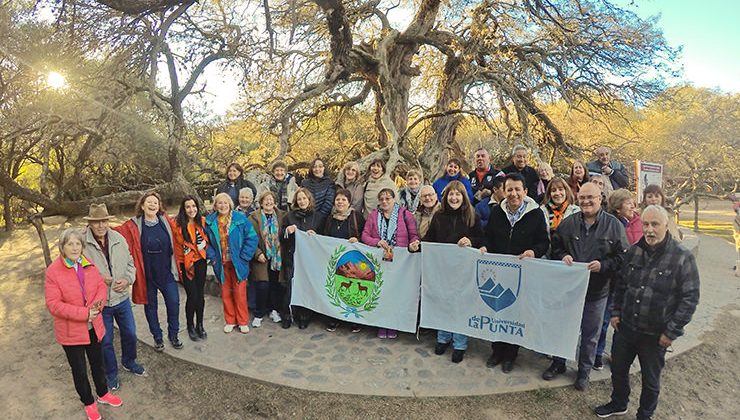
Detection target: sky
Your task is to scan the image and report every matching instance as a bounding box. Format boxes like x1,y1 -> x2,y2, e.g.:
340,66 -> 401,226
615,0 -> 740,93
196,0 -> 740,116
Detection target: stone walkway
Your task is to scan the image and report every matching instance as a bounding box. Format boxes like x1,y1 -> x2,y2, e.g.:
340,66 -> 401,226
131,231 -> 739,396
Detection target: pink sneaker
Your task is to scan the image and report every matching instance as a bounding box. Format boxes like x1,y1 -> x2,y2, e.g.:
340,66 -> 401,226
387,329 -> 398,339
97,392 -> 123,407
377,328 -> 387,339
84,402 -> 102,420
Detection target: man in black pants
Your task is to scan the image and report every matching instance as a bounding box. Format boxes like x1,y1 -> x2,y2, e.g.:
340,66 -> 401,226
595,205 -> 700,420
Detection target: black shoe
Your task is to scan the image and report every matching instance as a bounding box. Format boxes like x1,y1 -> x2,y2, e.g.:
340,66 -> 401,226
486,354 -> 502,368
434,342 -> 451,355
169,335 -> 184,350
187,326 -> 200,341
542,361 -> 566,380
451,349 -> 465,363
594,401 -> 628,418
298,320 -> 308,330
281,318 -> 292,329
593,355 -> 604,370
501,360 -> 514,373
196,324 -> 207,340
154,339 -> 165,352
575,376 -> 589,391
326,322 -> 338,332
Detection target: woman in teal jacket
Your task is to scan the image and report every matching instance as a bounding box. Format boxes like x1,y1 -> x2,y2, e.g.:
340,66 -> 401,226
205,193 -> 259,334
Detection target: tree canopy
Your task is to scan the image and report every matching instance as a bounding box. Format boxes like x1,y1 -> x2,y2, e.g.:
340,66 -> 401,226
0,0 -> 735,226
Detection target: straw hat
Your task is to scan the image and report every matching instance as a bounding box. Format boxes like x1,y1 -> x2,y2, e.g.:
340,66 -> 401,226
83,203 -> 115,221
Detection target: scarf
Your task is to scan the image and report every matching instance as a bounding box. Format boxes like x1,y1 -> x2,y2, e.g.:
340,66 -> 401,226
218,213 -> 231,262
402,187 -> 421,213
549,200 -> 569,230
331,206 -> 352,221
270,175 -> 291,209
63,256 -> 94,305
261,211 -> 282,271
377,203 -> 400,246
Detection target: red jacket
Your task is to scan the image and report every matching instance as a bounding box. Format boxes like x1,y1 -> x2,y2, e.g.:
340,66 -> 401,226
45,256 -> 107,346
114,214 -> 179,304
114,219 -> 148,304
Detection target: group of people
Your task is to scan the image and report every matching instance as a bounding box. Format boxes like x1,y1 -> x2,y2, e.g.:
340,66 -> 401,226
45,145 -> 699,420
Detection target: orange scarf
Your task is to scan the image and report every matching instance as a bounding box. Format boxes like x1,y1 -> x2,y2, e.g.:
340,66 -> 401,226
550,200 -> 569,230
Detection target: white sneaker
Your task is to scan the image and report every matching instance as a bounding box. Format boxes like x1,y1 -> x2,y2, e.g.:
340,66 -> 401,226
269,310 -> 282,323
223,324 -> 235,333
238,325 -> 250,334
252,317 -> 263,328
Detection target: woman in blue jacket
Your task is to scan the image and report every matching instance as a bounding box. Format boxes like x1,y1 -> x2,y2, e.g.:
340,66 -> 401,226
205,193 -> 259,334
432,158 -> 473,201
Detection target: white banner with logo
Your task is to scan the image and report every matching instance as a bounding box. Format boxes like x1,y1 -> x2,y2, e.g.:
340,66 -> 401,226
419,243 -> 590,360
292,231 -> 421,333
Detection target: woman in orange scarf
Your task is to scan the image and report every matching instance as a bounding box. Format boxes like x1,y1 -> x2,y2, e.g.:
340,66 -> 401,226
171,195 -> 210,341
540,177 -> 581,233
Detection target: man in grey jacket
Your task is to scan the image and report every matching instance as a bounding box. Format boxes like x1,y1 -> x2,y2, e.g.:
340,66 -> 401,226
83,204 -> 146,390
595,205 -> 699,420
543,183 -> 629,390
587,146 -> 629,190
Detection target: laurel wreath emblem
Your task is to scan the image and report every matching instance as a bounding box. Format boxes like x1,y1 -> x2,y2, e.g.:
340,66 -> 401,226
325,245 -> 384,319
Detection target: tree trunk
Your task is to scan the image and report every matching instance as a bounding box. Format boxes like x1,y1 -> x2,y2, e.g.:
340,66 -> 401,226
420,55 -> 467,180
3,191 -> 13,232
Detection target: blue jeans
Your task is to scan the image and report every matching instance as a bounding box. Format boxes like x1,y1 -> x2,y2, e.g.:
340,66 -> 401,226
610,325 -> 667,419
596,294 -> 612,357
102,298 -> 138,380
437,330 -> 468,350
144,279 -> 180,341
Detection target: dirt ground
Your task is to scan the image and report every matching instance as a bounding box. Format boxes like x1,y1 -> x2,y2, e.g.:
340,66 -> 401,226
1,200 -> 739,419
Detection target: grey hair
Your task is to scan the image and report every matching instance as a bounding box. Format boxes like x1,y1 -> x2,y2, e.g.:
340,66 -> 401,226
238,188 -> 254,199
511,144 -> 528,156
420,185 -> 436,195
642,204 -> 669,225
58,228 -> 86,254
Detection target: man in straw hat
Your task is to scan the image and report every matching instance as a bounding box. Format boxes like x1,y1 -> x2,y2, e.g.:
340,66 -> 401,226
82,203 -> 147,391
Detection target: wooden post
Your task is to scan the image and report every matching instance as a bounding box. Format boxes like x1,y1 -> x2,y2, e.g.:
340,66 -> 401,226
29,215 -> 53,267
693,194 -> 699,232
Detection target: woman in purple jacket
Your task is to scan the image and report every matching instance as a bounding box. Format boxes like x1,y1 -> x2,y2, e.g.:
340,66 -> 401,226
361,188 -> 420,339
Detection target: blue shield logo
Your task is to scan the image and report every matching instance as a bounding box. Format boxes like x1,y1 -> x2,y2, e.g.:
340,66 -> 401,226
476,259 -> 522,312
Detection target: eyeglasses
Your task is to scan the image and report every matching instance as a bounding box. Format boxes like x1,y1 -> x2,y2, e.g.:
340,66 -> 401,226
378,197 -> 394,202
421,193 -> 436,198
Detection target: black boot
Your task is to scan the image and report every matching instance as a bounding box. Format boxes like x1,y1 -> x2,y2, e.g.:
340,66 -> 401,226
187,325 -> 199,341
196,322 -> 207,340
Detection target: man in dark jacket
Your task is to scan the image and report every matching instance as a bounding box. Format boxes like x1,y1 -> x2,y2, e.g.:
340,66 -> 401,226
587,146 -> 629,190
469,147 -> 504,205
594,205 -> 699,420
544,182 -> 629,390
501,144 -> 540,201
481,172 -> 550,373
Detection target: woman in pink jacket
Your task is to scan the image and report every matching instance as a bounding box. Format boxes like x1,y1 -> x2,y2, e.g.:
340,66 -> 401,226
45,228 -> 123,420
608,189 -> 643,245
361,188 -> 420,339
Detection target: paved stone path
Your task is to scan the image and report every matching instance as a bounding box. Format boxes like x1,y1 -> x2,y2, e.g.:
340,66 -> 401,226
131,231 -> 739,396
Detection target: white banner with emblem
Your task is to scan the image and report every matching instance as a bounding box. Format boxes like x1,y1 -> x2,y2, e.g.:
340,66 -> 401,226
419,242 -> 590,360
291,231 -> 421,333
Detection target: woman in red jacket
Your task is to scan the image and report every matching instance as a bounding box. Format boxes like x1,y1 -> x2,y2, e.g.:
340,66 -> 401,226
45,228 -> 123,420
